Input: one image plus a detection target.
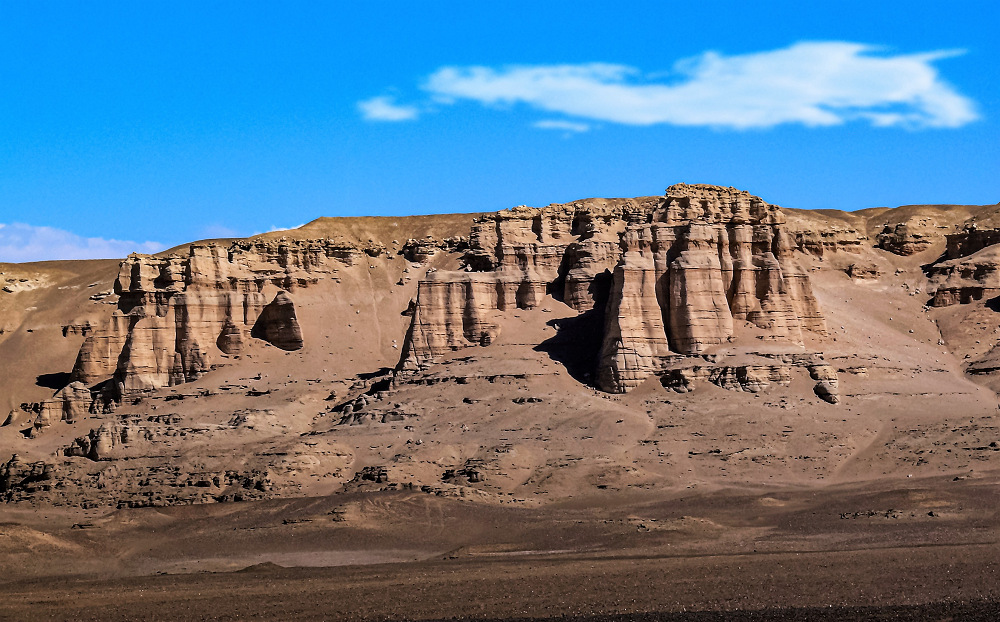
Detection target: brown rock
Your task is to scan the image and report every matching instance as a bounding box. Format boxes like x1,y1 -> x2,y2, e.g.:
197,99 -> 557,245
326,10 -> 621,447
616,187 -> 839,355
401,184 -> 828,393
67,238 -> 362,400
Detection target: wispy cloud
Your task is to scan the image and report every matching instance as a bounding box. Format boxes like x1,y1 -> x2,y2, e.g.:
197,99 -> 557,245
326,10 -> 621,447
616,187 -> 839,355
533,119 -> 590,133
0,223 -> 164,263
357,95 -> 419,121
199,224 -> 241,239
363,42 -> 978,130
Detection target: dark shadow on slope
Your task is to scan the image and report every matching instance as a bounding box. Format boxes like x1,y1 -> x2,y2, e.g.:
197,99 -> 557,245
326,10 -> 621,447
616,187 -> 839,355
534,270 -> 612,386
35,372 -> 71,391
919,250 -> 948,277
359,367 -> 394,380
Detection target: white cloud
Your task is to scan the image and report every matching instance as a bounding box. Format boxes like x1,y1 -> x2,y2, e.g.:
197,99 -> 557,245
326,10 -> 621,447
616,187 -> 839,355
199,224 -> 241,239
414,42 -> 977,130
357,95 -> 419,121
0,223 -> 164,263
533,119 -> 590,133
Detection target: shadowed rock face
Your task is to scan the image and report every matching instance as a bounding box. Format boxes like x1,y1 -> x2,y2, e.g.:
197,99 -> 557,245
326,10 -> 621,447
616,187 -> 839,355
251,292 -> 304,351
401,184 -> 828,393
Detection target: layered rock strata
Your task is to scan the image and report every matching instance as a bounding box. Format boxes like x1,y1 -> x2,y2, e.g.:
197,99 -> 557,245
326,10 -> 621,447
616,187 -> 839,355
661,353 -> 839,403
929,229 -> 1000,307
945,227 -> 1000,261
400,197 -> 644,366
786,220 -> 867,257
876,222 -> 937,255
68,239 -> 372,405
401,185 -> 828,393
597,188 -> 826,391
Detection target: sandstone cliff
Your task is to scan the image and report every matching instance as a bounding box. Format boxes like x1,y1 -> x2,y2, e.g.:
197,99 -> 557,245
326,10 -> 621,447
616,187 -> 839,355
401,184 -> 828,393
66,238 -> 379,412
6,186 -> 1000,512
597,186 -> 826,392
927,227 -> 1000,307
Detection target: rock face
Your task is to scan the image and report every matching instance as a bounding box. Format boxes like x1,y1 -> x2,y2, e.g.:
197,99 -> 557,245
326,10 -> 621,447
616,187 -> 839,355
659,352 -> 839,404
945,228 -> 1000,260
0,455 -> 54,501
927,228 -> 1000,307
400,197 -> 644,367
401,236 -> 469,262
38,382 -> 93,425
786,221 -> 867,257
401,184 -> 828,393
846,263 -> 882,280
69,239 -> 376,403
876,221 -> 939,256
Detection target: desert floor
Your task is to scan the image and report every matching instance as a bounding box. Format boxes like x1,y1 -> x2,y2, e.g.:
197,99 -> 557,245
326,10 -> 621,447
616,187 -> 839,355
3,472 -> 999,621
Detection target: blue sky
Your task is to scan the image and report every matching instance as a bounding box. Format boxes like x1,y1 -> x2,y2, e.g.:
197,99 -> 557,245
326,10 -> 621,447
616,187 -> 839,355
1,1 -> 997,261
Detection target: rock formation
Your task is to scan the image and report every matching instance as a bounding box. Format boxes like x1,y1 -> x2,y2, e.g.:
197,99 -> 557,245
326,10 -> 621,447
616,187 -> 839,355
400,184 -> 828,393
945,227 -> 1000,260
846,263 -> 882,280
785,220 -> 867,257
14,184 -> 1000,513
37,382 -> 93,425
68,238 -> 380,405
929,228 -> 1000,307
399,197 -> 644,367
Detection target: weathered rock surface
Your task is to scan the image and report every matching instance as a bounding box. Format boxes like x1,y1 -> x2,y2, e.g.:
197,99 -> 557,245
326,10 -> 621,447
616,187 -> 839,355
401,236 -> 469,263
785,217 -> 867,257
17,185 -> 1000,511
846,263 -> 882,280
251,291 -> 304,351
37,382 -> 93,426
598,187 -> 826,391
69,239 -> 375,403
399,184 -> 828,393
661,352 -> 840,404
876,222 -> 937,255
929,229 -> 1000,307
945,227 -> 1000,260
400,197 -> 644,367
0,454 -> 54,501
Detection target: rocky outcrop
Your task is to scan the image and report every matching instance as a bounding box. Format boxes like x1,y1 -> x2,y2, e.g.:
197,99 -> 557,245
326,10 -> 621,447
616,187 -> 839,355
69,238 -> 376,403
63,422 -> 152,461
401,185 -> 828,393
37,382 -> 93,426
876,222 -> 937,256
401,236 -> 469,263
251,291 -> 304,351
787,222 -> 867,257
945,227 -> 1000,261
809,364 -> 840,404
399,197 -> 645,368
929,229 -> 1000,307
0,455 -> 55,501
663,363 -> 791,394
846,263 -> 881,280
661,352 -> 840,404
597,186 -> 826,392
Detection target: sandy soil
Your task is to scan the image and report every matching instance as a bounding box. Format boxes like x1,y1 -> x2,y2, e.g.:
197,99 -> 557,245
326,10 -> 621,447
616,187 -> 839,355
2,474 -> 999,620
